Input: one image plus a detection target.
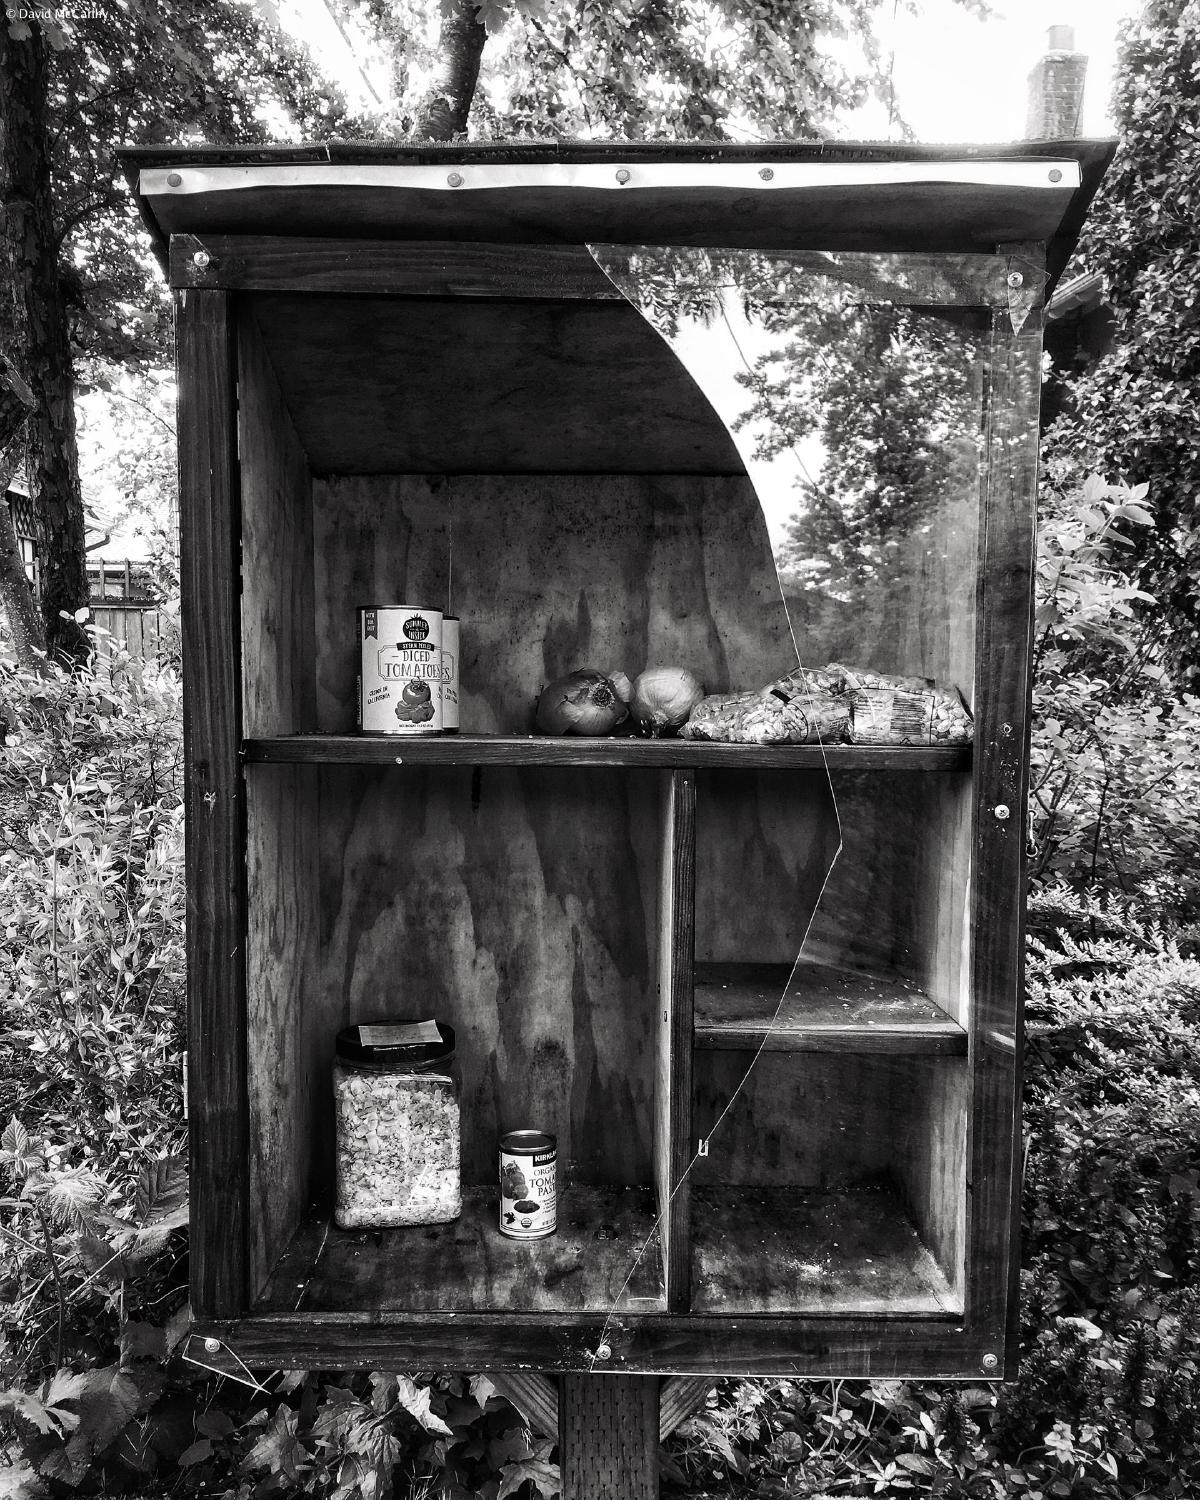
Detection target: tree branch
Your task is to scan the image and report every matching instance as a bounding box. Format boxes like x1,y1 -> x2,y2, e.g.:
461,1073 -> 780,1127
409,0 -> 487,140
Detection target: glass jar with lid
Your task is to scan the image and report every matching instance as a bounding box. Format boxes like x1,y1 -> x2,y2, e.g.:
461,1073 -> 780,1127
333,1019 -> 461,1229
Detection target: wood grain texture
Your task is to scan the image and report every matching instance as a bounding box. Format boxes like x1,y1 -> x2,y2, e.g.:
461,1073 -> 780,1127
970,300 -> 1042,1361
892,1058 -> 969,1306
258,1189 -> 664,1314
238,312 -> 316,737
244,769 -> 319,1299
690,1186 -> 961,1315
237,316 -> 320,1300
659,1377 -> 713,1441
245,735 -> 972,771
251,296 -> 744,475
560,1374 -> 659,1500
190,1310 -> 990,1377
176,288 -> 246,1318
490,1372 -> 560,1438
690,1052 -> 962,1194
310,764 -> 661,1188
172,235 -> 621,299
310,475 -> 791,734
657,771 -> 694,1312
694,960 -> 966,1054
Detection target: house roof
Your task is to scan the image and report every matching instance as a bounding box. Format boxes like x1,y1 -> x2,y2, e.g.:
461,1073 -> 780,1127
119,138 -> 1115,296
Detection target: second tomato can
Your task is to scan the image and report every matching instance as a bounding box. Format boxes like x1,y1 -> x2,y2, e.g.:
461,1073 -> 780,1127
499,1130 -> 557,1239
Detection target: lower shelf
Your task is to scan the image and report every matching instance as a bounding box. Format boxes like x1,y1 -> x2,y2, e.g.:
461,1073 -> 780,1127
258,1185 -> 666,1315
690,1186 -> 961,1316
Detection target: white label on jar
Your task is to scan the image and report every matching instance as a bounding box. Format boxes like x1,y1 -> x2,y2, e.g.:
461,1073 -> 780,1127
358,1020 -> 441,1047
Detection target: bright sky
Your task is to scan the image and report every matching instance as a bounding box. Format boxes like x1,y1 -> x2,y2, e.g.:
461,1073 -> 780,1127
284,0 -> 1133,139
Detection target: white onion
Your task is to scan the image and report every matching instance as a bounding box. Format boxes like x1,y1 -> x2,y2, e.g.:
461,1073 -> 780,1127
630,667 -> 705,737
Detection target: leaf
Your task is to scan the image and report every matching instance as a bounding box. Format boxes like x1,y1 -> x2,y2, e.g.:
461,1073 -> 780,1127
2,1117 -> 29,1158
0,1459 -> 47,1499
195,1407 -> 236,1439
394,1374 -> 454,1437
75,1233 -> 125,1285
135,1155 -> 187,1224
36,1169 -> 104,1230
242,1404 -> 307,1481
121,1320 -> 167,1363
470,1373 -> 497,1408
498,1437 -> 560,1499
75,1367 -> 142,1448
177,1438 -> 213,1467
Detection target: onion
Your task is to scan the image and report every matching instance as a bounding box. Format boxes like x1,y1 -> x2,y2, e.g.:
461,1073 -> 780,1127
631,666 -> 705,737
535,669 -> 630,736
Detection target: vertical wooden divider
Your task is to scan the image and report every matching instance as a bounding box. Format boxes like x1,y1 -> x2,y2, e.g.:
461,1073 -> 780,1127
175,287 -> 247,1317
656,768 -> 695,1311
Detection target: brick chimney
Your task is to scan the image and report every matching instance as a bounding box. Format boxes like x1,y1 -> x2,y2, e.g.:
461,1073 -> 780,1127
1025,24 -> 1088,138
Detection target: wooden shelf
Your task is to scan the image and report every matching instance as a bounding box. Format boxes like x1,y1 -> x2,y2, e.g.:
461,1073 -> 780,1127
244,733 -> 972,772
256,1186 -> 666,1315
694,961 -> 967,1055
691,1186 -> 961,1315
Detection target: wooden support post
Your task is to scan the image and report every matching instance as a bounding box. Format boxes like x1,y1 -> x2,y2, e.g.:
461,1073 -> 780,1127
559,1374 -> 659,1500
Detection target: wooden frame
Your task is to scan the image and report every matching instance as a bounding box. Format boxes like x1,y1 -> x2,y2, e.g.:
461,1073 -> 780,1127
175,232 -> 1040,1381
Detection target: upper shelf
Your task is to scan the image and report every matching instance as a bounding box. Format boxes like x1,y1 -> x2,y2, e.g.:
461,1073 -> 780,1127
243,734 -> 972,771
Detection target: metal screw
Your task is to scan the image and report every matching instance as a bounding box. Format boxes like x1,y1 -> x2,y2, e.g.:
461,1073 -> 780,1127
994,804 -> 1011,821
203,1337 -> 220,1354
166,172 -> 183,188
193,250 -> 211,270
446,172 -> 464,188
759,167 -> 775,181
981,1352 -> 1000,1372
1006,271 -> 1023,289
594,1343 -> 612,1361
1049,168 -> 1063,183
615,168 -> 631,185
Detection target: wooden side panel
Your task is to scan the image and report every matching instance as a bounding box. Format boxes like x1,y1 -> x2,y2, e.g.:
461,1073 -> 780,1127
560,1374 -> 659,1500
892,1058 -> 969,1305
245,769 -> 319,1296
176,288 -> 246,1318
310,474 -> 792,734
656,770 -> 694,1311
238,311 -> 315,737
237,311 -> 320,1297
970,304 -> 1042,1360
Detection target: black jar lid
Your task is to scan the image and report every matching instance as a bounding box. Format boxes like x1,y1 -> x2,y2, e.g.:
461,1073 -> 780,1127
335,1019 -> 455,1073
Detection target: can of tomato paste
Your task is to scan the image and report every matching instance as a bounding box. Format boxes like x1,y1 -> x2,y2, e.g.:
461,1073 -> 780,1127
499,1130 -> 557,1239
358,606 -> 443,734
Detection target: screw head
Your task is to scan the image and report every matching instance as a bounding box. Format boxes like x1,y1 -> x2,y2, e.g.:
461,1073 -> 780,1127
615,168 -> 631,185
1049,168 -> 1063,183
594,1342 -> 612,1361
1006,271 -> 1024,289
994,804 -> 1011,821
759,167 -> 775,181
166,172 -> 183,188
446,172 -> 464,188
203,1337 -> 220,1354
192,250 -> 211,270
982,1352 -> 1000,1372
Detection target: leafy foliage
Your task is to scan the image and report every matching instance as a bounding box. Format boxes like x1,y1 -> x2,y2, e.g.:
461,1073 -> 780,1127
1042,0 -> 1200,686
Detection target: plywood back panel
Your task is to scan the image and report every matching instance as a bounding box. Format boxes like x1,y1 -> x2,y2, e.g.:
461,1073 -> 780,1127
311,474 -> 795,735
308,764 -> 664,1187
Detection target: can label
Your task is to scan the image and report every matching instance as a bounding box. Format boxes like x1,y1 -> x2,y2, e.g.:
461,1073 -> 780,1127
441,616 -> 460,733
359,606 -> 443,734
499,1131 -> 557,1239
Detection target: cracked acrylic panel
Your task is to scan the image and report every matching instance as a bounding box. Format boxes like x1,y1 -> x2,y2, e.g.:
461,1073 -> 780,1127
587,245 -> 1019,1323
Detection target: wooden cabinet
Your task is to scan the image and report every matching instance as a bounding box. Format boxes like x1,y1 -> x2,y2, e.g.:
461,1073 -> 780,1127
127,140 -> 1112,1378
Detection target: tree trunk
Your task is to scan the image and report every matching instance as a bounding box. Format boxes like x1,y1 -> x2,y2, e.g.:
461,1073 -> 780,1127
0,21 -> 90,666
0,437 -> 46,670
409,0 -> 487,140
